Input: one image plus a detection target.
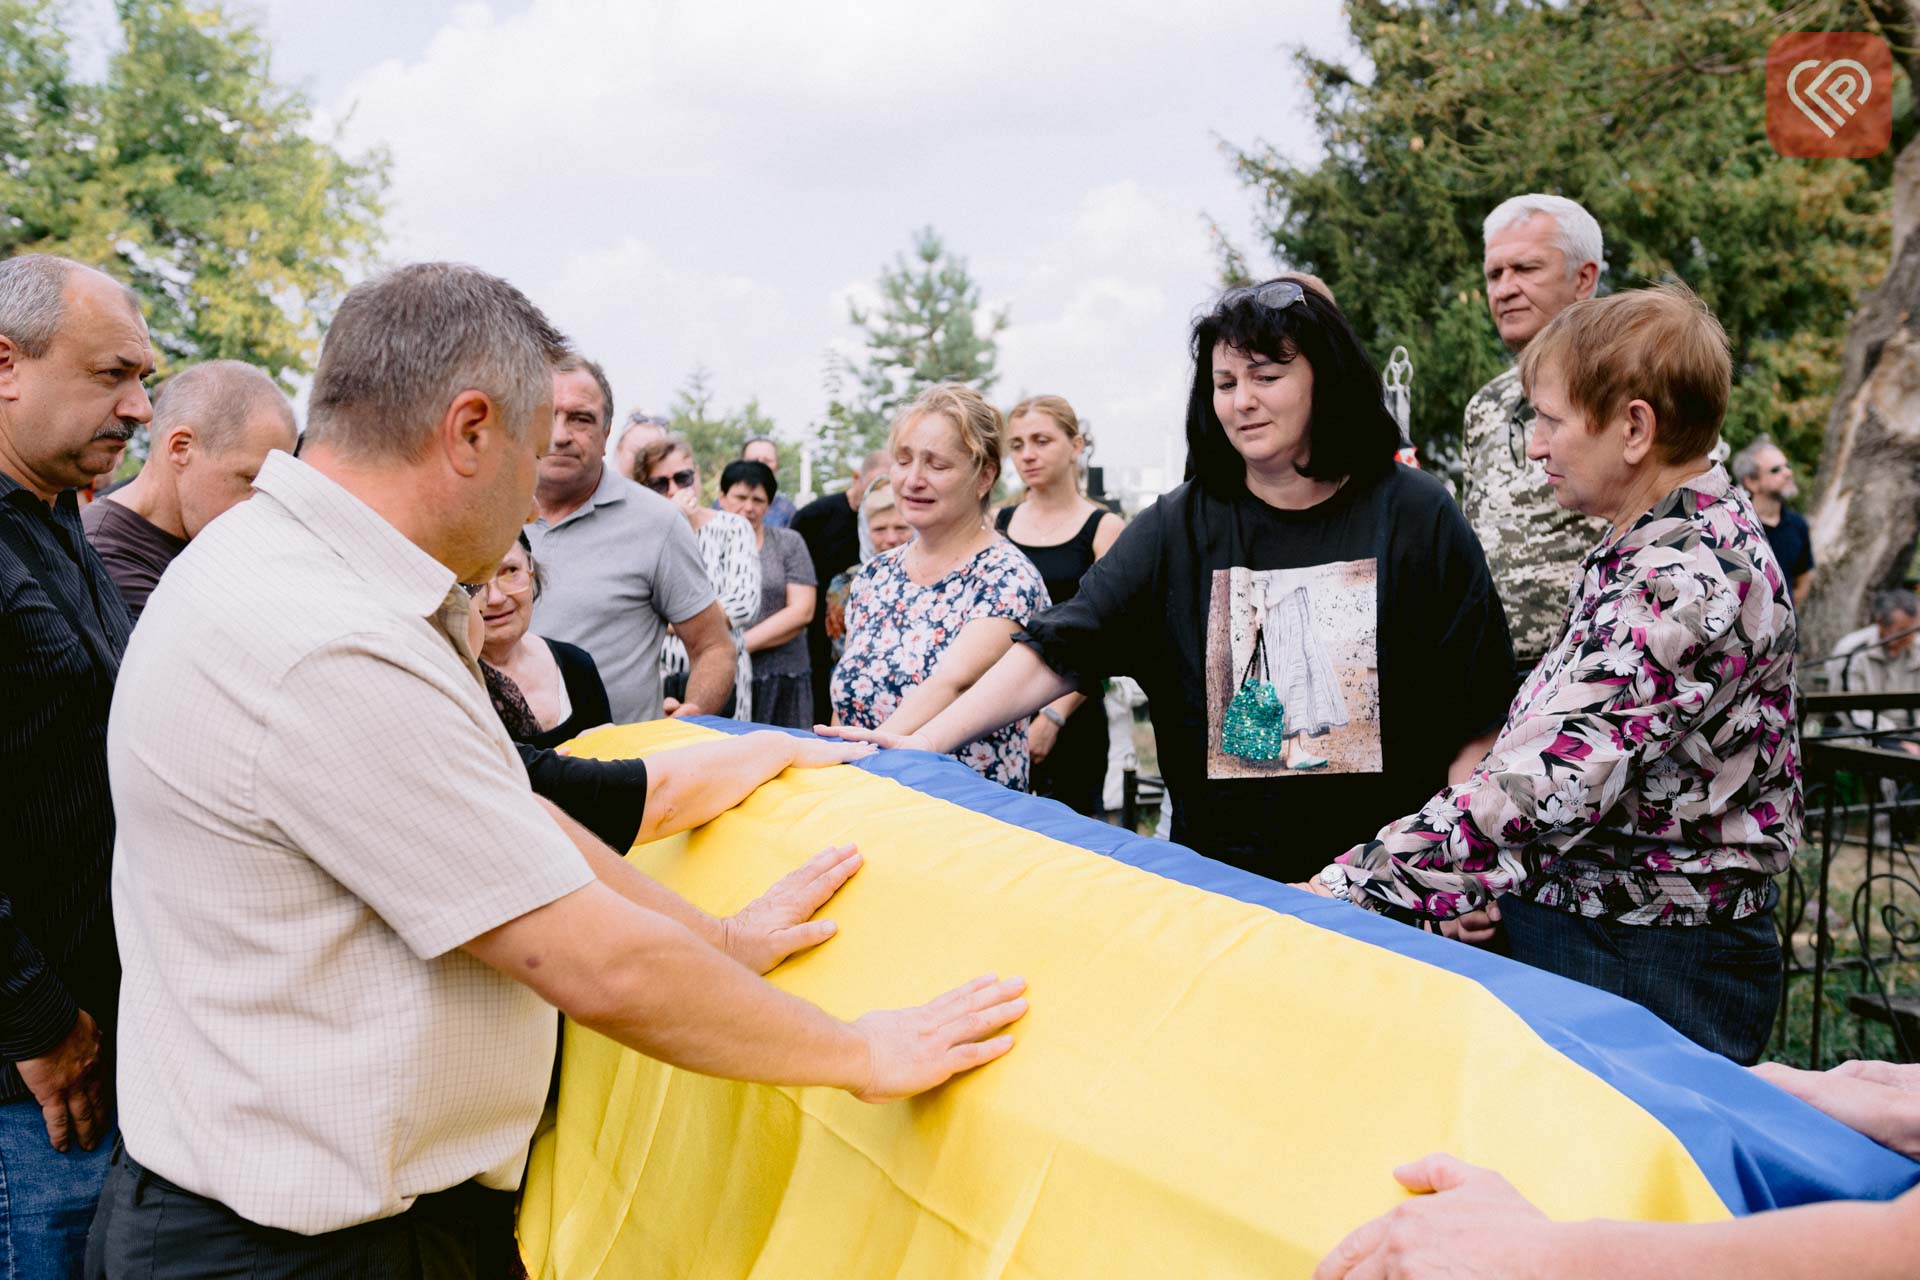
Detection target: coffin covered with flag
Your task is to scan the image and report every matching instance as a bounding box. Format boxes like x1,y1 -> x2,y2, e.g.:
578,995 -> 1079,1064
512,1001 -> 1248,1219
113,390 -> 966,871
517,719 -> 1918,1278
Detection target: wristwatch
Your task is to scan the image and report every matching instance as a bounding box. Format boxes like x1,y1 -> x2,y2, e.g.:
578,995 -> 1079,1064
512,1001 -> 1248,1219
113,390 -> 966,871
1039,707 -> 1066,727
1318,865 -> 1355,903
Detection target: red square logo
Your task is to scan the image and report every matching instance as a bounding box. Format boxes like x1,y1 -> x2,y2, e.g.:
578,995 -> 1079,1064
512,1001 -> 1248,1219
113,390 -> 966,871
1768,33 -> 1892,158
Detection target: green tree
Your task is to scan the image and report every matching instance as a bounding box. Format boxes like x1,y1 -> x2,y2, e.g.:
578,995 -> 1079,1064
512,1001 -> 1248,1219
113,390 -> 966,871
811,227 -> 1008,481
667,365 -> 777,501
1,0 -> 386,384
1222,0 -> 1893,478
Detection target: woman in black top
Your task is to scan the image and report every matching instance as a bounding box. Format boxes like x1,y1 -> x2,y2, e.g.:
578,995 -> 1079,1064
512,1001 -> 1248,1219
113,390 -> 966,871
470,533 -> 613,749
994,395 -> 1123,816
826,280 -> 1515,884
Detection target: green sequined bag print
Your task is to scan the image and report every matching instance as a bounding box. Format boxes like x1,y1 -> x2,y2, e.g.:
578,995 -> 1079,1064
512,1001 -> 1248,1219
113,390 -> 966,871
1222,623 -> 1285,761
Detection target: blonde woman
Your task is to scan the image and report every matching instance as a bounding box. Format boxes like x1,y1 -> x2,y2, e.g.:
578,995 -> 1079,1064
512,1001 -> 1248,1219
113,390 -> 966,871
826,384 -> 1049,789
994,395 -> 1123,815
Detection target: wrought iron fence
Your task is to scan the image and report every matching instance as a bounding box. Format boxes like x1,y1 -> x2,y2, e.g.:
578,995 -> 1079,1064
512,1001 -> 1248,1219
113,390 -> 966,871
1776,689 -> 1920,1066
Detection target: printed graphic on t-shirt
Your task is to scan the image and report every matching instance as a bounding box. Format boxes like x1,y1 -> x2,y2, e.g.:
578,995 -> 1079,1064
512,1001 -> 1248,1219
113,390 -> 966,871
1206,561 -> 1382,778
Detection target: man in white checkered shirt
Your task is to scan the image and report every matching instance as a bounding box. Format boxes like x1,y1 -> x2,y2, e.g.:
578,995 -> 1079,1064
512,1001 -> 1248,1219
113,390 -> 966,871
91,263 -> 1028,1277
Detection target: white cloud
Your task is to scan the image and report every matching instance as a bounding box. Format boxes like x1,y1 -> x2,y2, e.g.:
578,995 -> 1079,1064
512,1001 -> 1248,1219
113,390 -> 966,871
302,0 -> 1347,477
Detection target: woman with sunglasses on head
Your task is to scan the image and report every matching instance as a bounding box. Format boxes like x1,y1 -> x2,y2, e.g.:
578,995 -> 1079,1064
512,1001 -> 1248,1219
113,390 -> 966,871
824,280 -> 1514,884
468,533 -> 613,750
637,437 -> 759,719
720,459 -> 817,730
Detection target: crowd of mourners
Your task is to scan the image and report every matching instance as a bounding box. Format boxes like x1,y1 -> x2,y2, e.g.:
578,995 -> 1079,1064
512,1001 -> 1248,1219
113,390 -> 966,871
3,191 -> 1919,1279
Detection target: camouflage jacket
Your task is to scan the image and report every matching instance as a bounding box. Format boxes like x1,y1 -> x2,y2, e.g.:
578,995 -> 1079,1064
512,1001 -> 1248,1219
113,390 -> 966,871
1459,366 -> 1605,662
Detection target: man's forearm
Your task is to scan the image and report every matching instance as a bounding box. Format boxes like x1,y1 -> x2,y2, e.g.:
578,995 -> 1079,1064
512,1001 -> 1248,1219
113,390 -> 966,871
538,798 -> 726,951
501,880 -> 870,1090
682,637 -> 735,714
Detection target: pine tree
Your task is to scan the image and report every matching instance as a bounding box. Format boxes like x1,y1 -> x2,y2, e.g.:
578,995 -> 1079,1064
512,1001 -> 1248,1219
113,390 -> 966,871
810,227 -> 1007,482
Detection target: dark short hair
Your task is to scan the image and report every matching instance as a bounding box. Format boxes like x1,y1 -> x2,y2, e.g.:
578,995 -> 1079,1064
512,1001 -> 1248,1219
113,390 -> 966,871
1184,281 -> 1400,494
719,458 -> 777,500
554,354 -> 614,434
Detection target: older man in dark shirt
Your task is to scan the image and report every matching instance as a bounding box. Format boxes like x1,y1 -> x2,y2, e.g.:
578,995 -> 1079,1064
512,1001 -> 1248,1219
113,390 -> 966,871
0,254 -> 154,1274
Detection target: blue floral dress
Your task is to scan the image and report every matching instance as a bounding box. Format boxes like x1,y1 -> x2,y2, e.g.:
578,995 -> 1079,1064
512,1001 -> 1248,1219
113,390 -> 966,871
831,540 -> 1049,789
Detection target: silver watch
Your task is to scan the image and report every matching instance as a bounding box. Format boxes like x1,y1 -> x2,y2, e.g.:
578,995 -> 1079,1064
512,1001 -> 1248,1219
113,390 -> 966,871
1039,707 -> 1066,727
1318,865 -> 1354,903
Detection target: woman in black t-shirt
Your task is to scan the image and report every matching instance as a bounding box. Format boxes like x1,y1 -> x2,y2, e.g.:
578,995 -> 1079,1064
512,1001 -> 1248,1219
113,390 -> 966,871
995,395 -> 1124,817
824,280 -> 1515,884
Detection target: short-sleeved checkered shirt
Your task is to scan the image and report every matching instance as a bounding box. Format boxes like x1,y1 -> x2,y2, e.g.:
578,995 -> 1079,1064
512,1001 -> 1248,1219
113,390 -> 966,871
109,452 -> 595,1235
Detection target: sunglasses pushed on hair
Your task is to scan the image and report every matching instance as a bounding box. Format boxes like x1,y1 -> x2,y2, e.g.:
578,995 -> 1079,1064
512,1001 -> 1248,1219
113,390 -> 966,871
1219,279 -> 1307,313
645,469 -> 698,496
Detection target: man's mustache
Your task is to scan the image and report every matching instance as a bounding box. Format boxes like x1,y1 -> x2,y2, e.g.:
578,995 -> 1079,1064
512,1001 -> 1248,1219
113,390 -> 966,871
91,419 -> 140,443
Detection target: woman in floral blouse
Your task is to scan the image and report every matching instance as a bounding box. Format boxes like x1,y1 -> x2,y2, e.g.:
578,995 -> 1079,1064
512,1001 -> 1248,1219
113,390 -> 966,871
1314,285 -> 1797,1064
827,384 -> 1049,789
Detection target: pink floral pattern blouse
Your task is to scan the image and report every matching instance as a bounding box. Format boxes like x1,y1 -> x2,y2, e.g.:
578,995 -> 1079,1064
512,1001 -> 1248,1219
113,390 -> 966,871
1338,466 -> 1800,926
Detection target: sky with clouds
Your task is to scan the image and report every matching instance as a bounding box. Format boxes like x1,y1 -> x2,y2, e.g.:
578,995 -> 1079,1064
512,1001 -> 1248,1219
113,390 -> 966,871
243,0 -> 1346,483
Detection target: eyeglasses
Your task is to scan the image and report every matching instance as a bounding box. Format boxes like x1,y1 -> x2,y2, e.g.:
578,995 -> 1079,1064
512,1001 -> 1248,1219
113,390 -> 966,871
1765,463 -> 1791,475
645,469 -> 697,495
1219,279 -> 1307,313
461,563 -> 531,598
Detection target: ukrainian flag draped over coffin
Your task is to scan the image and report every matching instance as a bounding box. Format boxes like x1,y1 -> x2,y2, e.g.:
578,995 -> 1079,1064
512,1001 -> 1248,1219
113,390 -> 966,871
518,720 -> 1920,1279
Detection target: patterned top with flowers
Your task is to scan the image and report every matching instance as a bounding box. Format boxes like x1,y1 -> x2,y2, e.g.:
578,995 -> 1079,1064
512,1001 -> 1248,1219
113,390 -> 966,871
1337,466 -> 1800,926
832,540 -> 1050,789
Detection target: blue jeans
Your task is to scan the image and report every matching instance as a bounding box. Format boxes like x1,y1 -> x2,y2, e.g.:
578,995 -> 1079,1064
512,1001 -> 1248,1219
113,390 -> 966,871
0,1096 -> 115,1280
1501,886 -> 1783,1064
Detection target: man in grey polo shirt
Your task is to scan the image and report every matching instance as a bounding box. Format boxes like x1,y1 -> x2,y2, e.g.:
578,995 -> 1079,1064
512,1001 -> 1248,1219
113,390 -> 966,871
528,356 -> 734,722
93,263 -> 1027,1276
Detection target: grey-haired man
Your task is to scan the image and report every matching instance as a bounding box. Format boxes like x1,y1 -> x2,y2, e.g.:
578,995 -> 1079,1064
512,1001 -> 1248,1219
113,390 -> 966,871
1460,193 -> 1609,669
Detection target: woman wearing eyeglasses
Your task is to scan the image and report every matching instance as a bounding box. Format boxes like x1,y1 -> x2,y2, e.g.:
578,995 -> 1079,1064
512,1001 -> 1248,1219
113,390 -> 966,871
824,279 -> 1515,884
636,437 -> 759,719
468,532 -> 613,750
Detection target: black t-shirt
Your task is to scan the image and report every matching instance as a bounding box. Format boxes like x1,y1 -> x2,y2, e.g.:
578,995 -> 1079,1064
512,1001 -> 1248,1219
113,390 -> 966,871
792,491 -> 861,717
81,497 -> 188,621
1018,465 -> 1514,884
1761,509 -> 1814,583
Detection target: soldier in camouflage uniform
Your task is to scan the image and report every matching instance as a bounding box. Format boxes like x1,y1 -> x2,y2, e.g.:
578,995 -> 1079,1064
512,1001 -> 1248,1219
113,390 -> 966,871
1460,195 -> 1607,666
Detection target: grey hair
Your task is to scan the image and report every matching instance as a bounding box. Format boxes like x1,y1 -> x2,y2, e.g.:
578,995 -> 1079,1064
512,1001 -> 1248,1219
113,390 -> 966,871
0,254 -> 140,358
556,355 -> 614,434
305,262 -> 571,462
1483,194 -> 1605,279
1873,589 -> 1920,625
151,360 -> 294,454
1730,435 -> 1781,485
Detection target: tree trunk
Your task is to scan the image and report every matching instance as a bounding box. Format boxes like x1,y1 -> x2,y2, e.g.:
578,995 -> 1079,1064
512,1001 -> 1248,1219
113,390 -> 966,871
1802,120 -> 1920,658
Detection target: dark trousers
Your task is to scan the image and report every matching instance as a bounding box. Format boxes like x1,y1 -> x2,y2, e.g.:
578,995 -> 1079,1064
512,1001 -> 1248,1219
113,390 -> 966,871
1501,887 -> 1783,1064
85,1142 -> 521,1279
